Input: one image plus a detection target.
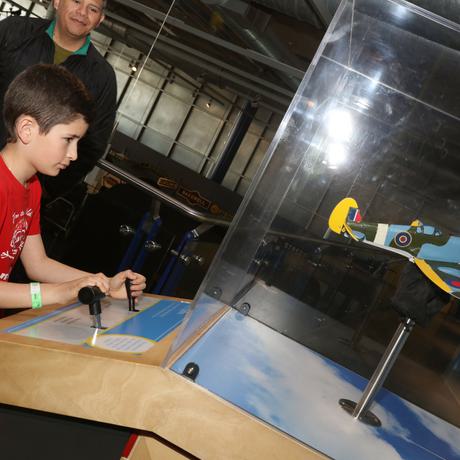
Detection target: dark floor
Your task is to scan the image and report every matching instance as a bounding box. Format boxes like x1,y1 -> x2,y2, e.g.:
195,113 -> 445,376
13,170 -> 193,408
0,404 -> 132,460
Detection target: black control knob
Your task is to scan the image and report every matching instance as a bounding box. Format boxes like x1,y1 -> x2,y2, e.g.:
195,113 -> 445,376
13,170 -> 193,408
78,286 -> 106,328
78,286 -> 105,304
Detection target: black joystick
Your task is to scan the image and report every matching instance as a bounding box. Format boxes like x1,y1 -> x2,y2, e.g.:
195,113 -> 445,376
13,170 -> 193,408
78,286 -> 106,329
125,279 -> 139,312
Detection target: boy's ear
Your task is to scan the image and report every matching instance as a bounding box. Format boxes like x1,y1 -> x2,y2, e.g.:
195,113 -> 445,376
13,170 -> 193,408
15,115 -> 38,145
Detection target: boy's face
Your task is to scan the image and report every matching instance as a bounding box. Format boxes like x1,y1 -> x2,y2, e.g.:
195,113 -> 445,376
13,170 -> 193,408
30,116 -> 88,176
54,0 -> 105,40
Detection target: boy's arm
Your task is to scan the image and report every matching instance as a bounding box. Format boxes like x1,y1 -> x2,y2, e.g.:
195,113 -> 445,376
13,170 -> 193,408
0,276 -> 110,309
0,282 -> 42,309
0,234 -> 110,308
20,234 -> 91,282
19,234 -> 146,302
0,234 -> 111,308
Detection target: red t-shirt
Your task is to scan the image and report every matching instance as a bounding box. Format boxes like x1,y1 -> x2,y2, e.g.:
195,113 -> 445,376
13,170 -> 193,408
0,156 -> 41,281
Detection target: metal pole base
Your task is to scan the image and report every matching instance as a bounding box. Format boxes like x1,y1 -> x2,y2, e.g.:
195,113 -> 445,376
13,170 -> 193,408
338,318 -> 415,428
339,399 -> 382,427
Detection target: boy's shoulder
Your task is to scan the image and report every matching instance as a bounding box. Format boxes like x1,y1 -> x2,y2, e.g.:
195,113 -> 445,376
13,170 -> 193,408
0,159 -> 41,193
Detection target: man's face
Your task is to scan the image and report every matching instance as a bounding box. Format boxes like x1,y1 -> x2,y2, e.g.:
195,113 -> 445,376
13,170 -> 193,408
54,0 -> 105,40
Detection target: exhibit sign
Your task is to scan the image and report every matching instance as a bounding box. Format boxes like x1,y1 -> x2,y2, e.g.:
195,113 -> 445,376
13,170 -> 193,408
5,297 -> 190,354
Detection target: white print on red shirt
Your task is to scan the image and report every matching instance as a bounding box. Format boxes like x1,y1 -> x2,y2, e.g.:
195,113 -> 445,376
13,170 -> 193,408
0,208 -> 32,262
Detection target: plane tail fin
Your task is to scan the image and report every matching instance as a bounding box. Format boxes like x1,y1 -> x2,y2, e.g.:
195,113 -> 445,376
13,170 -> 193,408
410,219 -> 424,227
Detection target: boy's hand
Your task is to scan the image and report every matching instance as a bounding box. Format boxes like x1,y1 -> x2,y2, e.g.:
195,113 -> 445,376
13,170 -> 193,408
108,270 -> 146,299
53,273 -> 110,305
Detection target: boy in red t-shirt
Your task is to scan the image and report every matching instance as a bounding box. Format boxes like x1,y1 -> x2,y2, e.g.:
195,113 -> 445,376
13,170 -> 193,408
0,64 -> 145,309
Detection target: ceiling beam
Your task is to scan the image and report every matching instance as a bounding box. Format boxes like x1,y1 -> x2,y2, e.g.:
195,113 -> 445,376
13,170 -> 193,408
105,10 -> 295,99
113,0 -> 305,79
304,0 -> 339,27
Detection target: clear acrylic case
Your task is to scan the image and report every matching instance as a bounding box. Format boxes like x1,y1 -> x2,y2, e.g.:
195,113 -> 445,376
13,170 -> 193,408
169,0 -> 460,437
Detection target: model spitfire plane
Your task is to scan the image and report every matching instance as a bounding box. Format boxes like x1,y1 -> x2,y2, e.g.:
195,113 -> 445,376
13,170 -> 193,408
328,197 -> 460,299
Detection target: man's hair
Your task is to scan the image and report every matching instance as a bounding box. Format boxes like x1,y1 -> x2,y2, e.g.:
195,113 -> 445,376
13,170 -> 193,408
54,0 -> 107,13
3,64 -> 94,142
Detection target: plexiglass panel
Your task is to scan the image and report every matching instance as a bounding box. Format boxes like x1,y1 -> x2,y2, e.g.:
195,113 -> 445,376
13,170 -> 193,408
170,0 -> 460,428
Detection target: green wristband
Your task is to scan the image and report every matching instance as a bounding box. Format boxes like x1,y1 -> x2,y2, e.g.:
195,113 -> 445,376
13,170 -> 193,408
30,282 -> 42,309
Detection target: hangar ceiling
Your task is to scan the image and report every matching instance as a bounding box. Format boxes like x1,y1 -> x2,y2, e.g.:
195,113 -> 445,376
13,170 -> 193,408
97,0 -> 331,112
97,0 -> 460,112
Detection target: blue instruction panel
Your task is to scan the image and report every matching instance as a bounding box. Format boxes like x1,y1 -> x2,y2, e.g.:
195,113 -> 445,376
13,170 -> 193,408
5,296 -> 190,354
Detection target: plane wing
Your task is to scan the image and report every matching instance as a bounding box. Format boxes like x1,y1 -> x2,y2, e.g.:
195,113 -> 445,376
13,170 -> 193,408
414,259 -> 460,299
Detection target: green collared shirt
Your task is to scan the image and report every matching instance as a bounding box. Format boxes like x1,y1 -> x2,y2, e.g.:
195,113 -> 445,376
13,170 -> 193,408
46,19 -> 91,63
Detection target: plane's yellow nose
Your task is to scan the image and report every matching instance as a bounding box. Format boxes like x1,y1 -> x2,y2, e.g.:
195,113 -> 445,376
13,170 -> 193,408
328,197 -> 359,234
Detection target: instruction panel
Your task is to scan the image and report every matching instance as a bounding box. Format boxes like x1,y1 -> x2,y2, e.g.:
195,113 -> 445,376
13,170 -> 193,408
5,297 -> 190,354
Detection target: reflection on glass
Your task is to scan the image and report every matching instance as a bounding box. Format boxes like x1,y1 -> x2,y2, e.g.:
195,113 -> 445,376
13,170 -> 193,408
325,108 -> 354,141
325,142 -> 348,169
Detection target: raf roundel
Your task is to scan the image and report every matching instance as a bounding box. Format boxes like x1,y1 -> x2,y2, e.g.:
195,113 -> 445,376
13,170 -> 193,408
394,231 -> 412,247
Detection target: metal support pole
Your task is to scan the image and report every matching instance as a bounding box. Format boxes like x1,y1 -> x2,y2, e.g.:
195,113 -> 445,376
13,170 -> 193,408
210,100 -> 258,184
118,212 -> 151,272
132,216 -> 162,273
153,223 -> 212,295
339,317 -> 415,427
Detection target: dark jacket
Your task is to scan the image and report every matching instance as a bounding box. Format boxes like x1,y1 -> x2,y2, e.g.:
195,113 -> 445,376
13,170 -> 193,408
0,16 -> 117,198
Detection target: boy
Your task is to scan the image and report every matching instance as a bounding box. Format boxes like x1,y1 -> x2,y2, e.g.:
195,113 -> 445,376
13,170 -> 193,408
0,64 -> 145,309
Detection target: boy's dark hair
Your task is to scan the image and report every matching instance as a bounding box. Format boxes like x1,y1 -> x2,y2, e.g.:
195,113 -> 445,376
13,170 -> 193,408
3,64 -> 94,142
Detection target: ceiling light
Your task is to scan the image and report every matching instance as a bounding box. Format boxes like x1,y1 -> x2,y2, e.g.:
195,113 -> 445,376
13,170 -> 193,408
129,61 -> 137,72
